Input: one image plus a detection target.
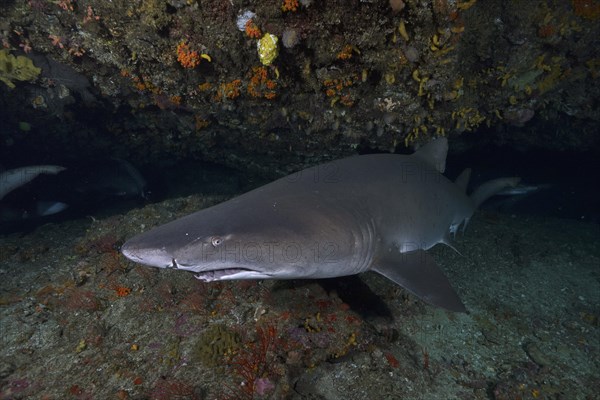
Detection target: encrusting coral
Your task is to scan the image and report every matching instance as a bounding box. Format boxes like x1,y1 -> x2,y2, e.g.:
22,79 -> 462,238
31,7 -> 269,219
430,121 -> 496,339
0,49 -> 41,89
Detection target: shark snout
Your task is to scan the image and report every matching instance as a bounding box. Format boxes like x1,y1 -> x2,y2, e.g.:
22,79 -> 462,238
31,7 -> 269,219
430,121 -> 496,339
120,241 -> 144,263
120,242 -> 142,263
120,240 -> 172,268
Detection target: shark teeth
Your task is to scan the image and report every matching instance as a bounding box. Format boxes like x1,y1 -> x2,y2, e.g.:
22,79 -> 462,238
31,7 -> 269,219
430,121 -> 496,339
194,268 -> 254,281
194,268 -> 273,281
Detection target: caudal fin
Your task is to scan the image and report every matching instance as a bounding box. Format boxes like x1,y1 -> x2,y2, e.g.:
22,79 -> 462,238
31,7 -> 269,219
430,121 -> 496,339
470,177 -> 521,209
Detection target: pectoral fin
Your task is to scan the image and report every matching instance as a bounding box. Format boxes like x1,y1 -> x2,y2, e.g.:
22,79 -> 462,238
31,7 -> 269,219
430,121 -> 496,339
372,249 -> 466,312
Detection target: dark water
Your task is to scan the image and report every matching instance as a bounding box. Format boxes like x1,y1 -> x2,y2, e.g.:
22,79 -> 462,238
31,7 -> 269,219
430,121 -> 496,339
447,144 -> 600,222
2,139 -> 599,234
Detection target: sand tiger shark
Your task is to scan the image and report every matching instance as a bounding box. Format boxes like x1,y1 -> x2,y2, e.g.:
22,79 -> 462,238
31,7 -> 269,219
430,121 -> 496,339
0,165 -> 66,200
121,138 -> 519,312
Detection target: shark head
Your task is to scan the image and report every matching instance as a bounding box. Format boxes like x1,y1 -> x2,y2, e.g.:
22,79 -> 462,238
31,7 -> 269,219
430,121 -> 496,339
121,192 -> 366,282
122,228 -> 278,281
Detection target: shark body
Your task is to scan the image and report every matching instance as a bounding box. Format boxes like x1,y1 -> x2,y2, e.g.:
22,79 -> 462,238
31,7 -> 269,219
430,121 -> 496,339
0,165 -> 66,200
121,138 -> 518,312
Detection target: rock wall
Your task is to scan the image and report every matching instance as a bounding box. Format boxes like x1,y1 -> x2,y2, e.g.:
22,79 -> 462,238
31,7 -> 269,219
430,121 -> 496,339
1,0 -> 598,174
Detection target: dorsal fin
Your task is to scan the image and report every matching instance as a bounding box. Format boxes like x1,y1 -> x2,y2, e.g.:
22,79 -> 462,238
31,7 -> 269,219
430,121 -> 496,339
455,168 -> 471,193
413,137 -> 448,173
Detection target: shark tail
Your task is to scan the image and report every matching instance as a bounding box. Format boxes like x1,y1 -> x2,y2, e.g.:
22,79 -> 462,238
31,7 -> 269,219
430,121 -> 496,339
470,177 -> 521,209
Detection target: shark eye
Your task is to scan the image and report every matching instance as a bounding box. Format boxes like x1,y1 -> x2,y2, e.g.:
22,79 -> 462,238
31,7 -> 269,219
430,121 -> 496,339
211,236 -> 223,247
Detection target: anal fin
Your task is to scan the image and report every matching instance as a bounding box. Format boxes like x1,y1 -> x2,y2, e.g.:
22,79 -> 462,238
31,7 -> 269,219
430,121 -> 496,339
372,249 -> 466,312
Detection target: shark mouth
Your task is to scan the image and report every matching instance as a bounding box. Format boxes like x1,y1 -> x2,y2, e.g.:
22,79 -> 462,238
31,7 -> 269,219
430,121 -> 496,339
170,259 -> 272,281
193,268 -> 257,281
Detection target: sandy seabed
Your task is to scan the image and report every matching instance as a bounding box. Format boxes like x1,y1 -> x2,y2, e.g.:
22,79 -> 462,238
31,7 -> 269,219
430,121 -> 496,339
0,195 -> 598,400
